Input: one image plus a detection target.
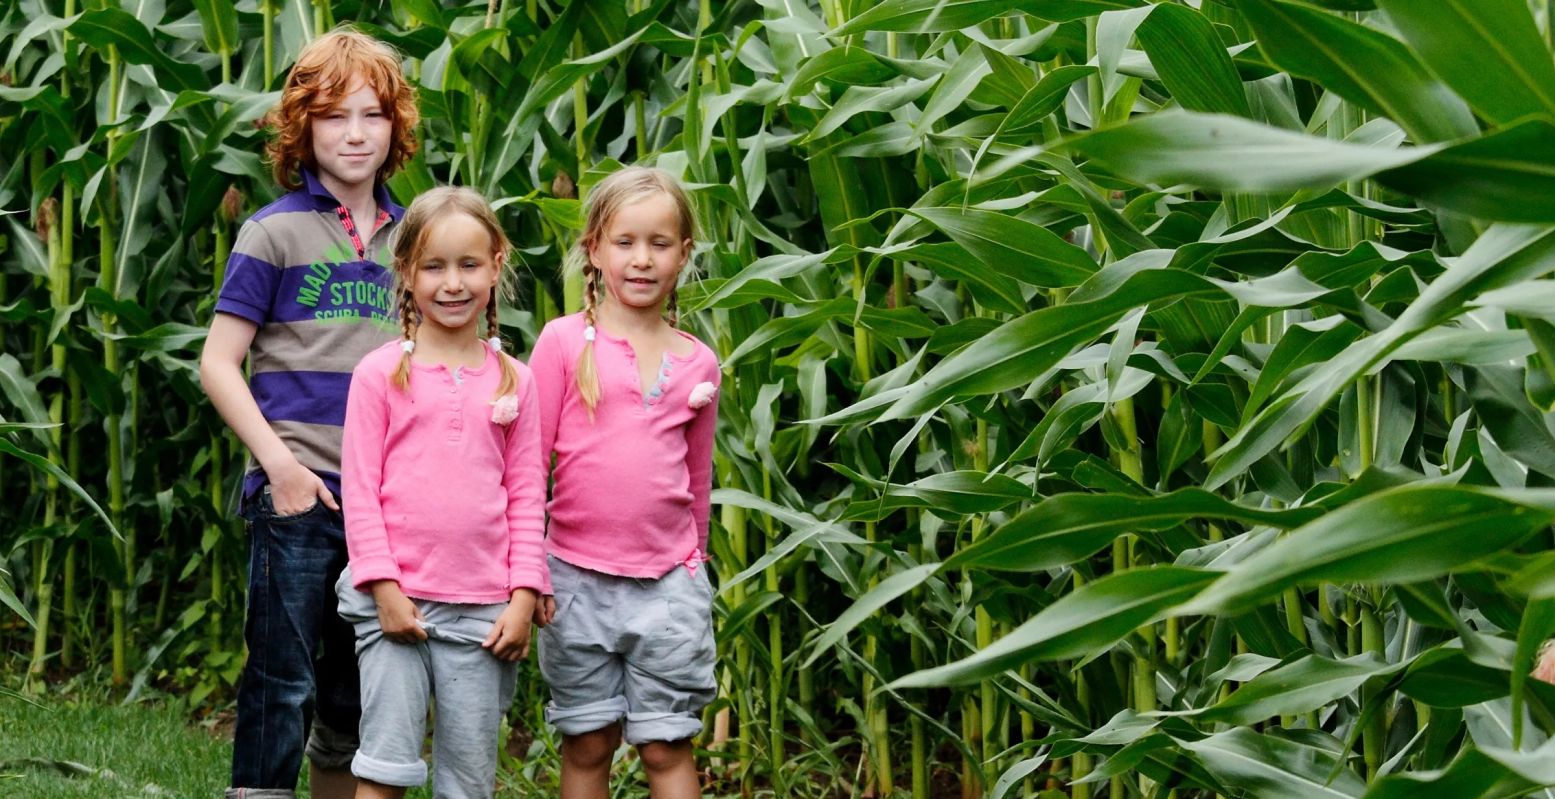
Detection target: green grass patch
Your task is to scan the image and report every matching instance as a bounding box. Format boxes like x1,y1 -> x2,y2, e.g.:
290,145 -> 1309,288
0,688 -> 676,798
0,690 -> 230,799
0,683 -> 843,797
0,690 -> 544,798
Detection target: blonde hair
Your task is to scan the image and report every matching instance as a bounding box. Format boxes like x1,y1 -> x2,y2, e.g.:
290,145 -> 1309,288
389,186 -> 518,399
567,166 -> 698,414
265,26 -> 419,190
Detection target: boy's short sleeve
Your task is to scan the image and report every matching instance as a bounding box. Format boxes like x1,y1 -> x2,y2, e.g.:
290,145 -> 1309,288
215,219 -> 283,325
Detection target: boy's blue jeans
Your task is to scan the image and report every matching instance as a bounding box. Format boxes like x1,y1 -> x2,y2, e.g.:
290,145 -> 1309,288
228,489 -> 361,797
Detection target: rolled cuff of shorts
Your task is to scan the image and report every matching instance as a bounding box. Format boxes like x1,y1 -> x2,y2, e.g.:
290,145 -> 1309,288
304,718 -> 359,771
225,789 -> 296,799
623,710 -> 703,746
545,695 -> 629,736
351,749 -> 428,788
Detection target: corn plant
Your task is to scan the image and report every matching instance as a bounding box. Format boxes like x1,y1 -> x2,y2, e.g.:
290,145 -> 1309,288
8,0 -> 1555,795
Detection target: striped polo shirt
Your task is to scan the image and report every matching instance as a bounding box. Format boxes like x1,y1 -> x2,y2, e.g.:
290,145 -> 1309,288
215,169 -> 404,500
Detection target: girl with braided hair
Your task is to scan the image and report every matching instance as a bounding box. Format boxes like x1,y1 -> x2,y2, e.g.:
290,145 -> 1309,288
527,165 -> 720,798
336,185 -> 548,799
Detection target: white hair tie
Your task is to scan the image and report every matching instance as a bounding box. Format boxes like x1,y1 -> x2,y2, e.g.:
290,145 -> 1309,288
487,336 -> 502,351
583,325 -> 596,343
400,340 -> 415,354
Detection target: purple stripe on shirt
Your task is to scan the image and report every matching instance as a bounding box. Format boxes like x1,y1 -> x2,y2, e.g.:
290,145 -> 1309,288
216,252 -> 281,323
251,370 -> 353,426
251,190 -> 329,222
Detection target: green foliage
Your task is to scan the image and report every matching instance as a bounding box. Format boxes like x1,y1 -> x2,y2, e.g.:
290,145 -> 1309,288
7,0 -> 1555,794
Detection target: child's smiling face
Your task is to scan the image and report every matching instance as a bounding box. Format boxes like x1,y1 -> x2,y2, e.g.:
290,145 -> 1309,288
311,78 -> 391,197
588,192 -> 692,314
412,212 -> 502,338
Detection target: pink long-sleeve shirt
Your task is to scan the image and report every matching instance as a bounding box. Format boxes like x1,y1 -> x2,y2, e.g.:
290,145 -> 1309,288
529,313 -> 720,578
342,340 -> 550,603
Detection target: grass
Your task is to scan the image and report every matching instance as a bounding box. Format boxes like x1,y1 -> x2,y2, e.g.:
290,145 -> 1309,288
0,689 -> 545,798
0,684 -> 730,798
0,688 -> 231,798
0,662 -> 863,798
0,688 -> 557,798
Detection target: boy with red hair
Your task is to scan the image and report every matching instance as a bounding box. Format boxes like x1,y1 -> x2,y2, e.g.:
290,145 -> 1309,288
199,27 -> 419,799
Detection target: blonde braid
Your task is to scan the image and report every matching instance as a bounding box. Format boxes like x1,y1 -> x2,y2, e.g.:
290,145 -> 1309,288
666,286 -> 680,328
575,264 -> 602,416
392,286 -> 417,391
485,287 -> 501,347
488,287 -> 518,398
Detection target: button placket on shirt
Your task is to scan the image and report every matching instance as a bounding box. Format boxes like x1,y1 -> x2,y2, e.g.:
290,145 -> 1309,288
446,370 -> 464,441
624,344 -> 639,397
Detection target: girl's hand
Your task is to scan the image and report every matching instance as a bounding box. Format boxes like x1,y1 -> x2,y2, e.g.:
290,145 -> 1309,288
484,589 -> 538,661
370,581 -> 427,643
533,595 -> 557,627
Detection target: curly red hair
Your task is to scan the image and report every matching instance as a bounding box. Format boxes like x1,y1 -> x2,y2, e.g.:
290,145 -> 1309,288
264,27 -> 419,190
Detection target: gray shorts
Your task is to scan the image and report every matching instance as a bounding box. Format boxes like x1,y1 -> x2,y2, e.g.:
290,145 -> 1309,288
538,555 -> 717,746
336,568 -> 517,797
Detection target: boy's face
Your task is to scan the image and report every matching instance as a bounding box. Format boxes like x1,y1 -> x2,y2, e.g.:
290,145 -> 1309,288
311,81 -> 391,198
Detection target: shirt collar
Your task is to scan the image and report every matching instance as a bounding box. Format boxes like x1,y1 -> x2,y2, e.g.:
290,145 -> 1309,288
300,168 -> 405,223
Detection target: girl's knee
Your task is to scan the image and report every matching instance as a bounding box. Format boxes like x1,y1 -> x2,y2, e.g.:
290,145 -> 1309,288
562,725 -> 621,770
637,738 -> 693,774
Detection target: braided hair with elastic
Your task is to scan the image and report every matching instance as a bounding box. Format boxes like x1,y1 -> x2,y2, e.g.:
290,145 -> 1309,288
391,285 -> 418,390
574,264 -> 603,415
487,285 -> 517,397
568,166 -> 699,418
388,185 -> 519,401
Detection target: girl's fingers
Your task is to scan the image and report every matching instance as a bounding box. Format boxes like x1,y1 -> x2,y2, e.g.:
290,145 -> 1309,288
391,616 -> 422,641
492,627 -> 530,660
534,597 -> 556,626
